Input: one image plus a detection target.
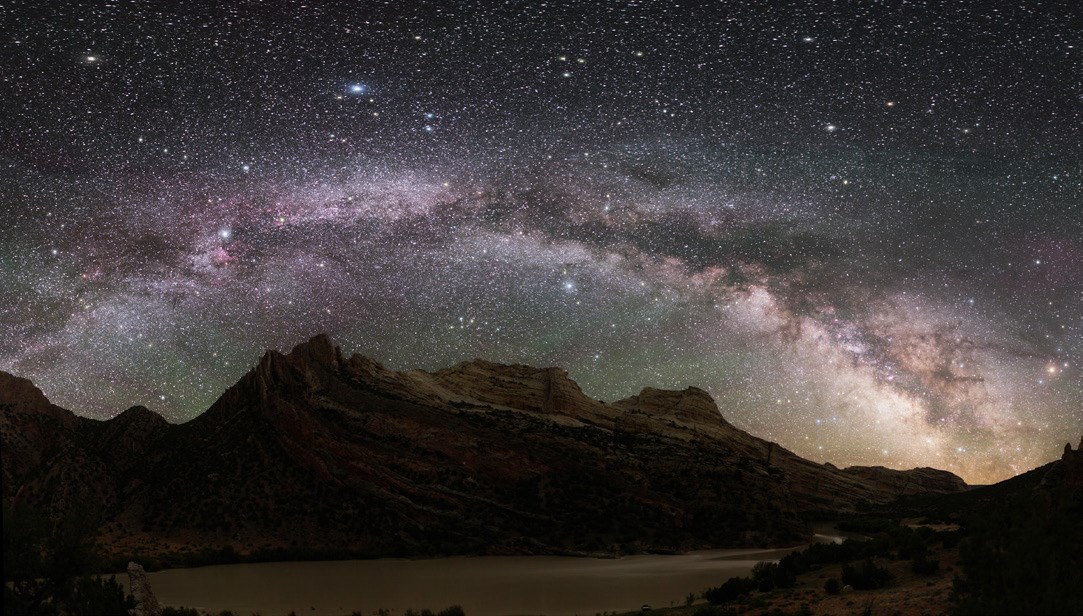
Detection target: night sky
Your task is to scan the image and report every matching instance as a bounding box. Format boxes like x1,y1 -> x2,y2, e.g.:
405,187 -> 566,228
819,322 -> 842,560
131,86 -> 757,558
2,1 -> 1080,484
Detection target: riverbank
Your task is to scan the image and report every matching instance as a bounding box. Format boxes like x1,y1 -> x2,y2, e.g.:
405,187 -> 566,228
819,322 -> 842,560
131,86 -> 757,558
623,539 -> 960,616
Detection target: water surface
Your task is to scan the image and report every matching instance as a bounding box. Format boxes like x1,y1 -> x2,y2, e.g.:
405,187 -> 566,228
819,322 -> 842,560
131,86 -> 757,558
123,548 -> 799,616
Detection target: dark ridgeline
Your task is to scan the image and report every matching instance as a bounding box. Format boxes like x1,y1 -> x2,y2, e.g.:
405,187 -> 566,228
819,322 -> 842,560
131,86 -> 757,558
1,334 -> 967,561
950,438 -> 1083,615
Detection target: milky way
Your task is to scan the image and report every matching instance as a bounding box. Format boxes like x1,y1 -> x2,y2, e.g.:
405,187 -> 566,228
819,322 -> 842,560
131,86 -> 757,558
1,1 -> 1080,483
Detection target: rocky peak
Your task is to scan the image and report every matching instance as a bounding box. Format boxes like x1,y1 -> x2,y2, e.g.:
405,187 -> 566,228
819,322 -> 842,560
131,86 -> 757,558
0,370 -> 78,428
197,335 -> 346,426
432,358 -> 610,421
286,333 -> 343,369
0,371 -> 46,408
613,386 -> 731,427
104,405 -> 168,439
243,334 -> 344,397
1060,437 -> 1083,484
113,405 -> 167,425
96,406 -> 168,467
1038,437 -> 1083,494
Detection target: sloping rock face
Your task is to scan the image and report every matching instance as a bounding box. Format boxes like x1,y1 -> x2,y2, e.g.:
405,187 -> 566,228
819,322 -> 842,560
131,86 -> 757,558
1,334 -> 968,558
842,465 -> 969,498
0,372 -> 90,509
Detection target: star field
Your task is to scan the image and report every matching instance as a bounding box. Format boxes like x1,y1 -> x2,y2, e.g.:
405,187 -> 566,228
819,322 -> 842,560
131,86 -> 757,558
1,1 -> 1080,484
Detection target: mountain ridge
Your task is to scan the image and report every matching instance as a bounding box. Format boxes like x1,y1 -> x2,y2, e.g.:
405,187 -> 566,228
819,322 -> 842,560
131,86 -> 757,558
1,334 -> 968,559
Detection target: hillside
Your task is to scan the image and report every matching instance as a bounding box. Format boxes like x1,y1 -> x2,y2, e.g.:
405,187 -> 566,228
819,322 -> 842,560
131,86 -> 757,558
1,335 -> 967,559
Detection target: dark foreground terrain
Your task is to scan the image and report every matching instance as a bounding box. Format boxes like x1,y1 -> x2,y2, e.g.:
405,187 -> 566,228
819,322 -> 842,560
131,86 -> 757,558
631,439 -> 1083,616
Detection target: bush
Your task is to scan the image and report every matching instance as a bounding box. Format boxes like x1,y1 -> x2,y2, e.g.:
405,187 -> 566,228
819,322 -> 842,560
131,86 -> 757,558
750,559 -> 798,591
704,576 -> 754,604
68,575 -> 135,616
911,552 -> 939,575
752,561 -> 778,592
693,607 -> 738,616
841,559 -> 893,590
161,608 -> 201,616
824,577 -> 841,595
937,529 -> 963,548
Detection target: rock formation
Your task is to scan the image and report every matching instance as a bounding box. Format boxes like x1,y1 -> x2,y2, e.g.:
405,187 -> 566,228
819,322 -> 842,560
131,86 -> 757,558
127,562 -> 161,616
1,334 -> 970,558
1038,437 -> 1083,493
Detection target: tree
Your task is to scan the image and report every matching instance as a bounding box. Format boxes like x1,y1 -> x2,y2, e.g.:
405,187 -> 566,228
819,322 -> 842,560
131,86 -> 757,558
2,505 -> 133,616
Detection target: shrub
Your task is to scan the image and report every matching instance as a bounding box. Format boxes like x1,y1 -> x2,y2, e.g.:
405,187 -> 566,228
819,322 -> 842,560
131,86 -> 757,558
937,529 -> 963,548
161,608 -> 201,616
841,559 -> 893,590
824,577 -> 841,595
751,561 -> 777,587
68,575 -> 135,616
704,576 -> 754,604
911,552 -> 939,575
693,607 -> 738,616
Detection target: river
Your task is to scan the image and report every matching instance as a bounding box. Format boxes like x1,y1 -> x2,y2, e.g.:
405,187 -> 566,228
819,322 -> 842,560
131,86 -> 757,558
117,546 -> 810,616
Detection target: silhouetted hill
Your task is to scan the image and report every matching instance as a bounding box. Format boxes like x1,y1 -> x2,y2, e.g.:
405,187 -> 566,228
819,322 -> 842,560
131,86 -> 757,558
953,440 -> 1083,615
1,334 -> 969,559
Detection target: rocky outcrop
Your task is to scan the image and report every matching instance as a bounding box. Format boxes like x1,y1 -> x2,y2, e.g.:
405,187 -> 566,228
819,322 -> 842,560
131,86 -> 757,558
1,334 -> 971,558
614,386 -> 732,426
841,465 -> 969,498
1038,438 -> 1083,493
127,562 -> 161,616
1064,438 -> 1083,489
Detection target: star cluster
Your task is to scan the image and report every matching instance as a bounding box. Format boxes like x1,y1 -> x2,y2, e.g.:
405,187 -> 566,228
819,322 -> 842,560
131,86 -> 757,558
1,1 -> 1080,483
